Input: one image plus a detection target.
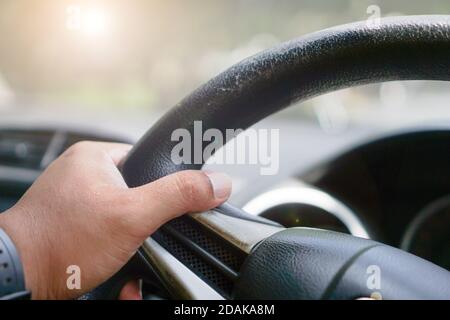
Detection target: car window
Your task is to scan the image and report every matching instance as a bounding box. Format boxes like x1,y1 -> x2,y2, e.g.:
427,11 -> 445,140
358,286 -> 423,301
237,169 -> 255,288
0,0 -> 449,135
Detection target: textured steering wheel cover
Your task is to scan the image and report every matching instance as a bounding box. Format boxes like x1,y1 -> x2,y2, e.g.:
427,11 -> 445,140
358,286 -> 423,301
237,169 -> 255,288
121,15 -> 450,186
233,228 -> 450,300
113,16 -> 450,300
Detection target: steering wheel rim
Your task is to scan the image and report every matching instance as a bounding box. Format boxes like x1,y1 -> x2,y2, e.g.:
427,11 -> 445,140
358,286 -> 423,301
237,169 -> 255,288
122,15 -> 450,185
90,15 -> 450,300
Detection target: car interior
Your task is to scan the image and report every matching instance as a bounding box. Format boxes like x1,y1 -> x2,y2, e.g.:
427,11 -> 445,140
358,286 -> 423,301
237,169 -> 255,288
0,1 -> 449,301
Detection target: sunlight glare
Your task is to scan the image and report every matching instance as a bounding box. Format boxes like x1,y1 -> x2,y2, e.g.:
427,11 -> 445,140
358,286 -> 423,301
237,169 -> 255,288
82,9 -> 108,36
66,5 -> 111,37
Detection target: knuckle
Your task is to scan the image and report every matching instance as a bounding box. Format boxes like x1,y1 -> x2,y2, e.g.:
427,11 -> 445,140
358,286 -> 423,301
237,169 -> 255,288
173,171 -> 210,209
64,141 -> 93,157
174,173 -> 196,204
71,140 -> 92,150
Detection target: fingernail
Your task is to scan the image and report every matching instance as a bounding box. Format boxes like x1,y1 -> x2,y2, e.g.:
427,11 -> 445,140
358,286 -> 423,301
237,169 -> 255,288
205,171 -> 232,199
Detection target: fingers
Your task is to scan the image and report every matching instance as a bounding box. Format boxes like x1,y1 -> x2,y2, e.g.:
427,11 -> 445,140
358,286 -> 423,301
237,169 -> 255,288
65,142 -> 233,234
118,280 -> 142,300
90,142 -> 133,166
61,141 -> 133,188
65,141 -> 133,166
129,170 -> 232,227
105,144 -> 133,166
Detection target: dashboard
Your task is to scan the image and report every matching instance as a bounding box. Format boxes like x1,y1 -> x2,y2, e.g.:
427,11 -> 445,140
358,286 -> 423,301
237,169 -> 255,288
300,129 -> 450,270
241,129 -> 450,271
0,125 -> 449,272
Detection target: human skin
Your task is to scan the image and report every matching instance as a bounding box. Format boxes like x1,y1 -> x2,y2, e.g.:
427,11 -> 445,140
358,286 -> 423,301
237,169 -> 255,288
0,141 -> 232,299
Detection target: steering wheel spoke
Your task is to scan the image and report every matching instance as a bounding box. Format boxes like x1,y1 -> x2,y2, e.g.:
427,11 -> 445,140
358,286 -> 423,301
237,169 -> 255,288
141,237 -> 224,299
139,207 -> 283,299
96,15 -> 450,300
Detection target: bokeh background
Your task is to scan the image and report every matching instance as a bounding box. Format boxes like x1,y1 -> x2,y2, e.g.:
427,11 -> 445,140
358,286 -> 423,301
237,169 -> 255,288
0,0 -> 449,137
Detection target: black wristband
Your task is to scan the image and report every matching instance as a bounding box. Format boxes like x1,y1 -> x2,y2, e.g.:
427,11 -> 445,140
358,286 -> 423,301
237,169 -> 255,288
0,228 -> 28,299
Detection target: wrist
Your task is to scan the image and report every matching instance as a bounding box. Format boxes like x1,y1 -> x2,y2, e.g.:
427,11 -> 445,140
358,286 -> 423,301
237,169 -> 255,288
0,221 -> 27,298
0,208 -> 40,299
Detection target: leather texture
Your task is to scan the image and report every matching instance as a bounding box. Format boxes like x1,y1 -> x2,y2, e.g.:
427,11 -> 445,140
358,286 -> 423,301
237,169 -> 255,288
121,15 -> 450,186
233,228 -> 450,300
113,16 -> 450,299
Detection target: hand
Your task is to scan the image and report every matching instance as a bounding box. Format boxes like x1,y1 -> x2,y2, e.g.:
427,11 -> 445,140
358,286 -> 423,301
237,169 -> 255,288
0,141 -> 232,299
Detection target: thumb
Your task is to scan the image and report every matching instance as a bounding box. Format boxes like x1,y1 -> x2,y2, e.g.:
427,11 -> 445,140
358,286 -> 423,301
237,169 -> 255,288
128,170 -> 232,229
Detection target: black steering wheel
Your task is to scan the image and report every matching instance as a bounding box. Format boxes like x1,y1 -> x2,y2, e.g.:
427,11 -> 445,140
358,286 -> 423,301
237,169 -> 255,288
86,15 -> 450,300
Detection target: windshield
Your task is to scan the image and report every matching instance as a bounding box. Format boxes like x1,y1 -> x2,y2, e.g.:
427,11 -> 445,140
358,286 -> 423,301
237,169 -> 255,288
0,0 -> 449,136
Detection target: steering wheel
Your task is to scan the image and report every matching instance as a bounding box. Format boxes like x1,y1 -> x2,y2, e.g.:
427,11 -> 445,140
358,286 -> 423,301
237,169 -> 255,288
86,15 -> 450,300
